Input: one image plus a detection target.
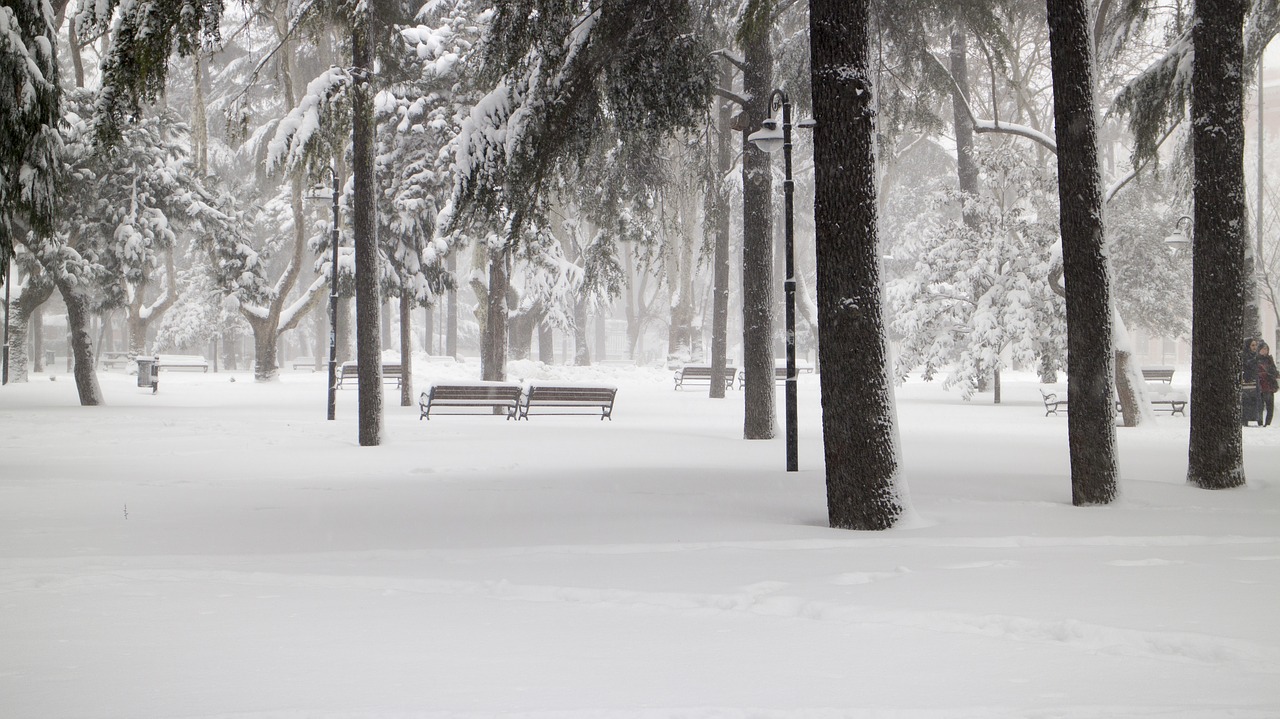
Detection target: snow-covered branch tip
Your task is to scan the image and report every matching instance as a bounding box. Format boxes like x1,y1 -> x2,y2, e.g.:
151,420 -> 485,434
265,67 -> 352,174
929,52 -> 1058,155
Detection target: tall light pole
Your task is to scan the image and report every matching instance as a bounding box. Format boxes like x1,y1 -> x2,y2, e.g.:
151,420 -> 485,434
749,89 -> 798,472
316,166 -> 342,420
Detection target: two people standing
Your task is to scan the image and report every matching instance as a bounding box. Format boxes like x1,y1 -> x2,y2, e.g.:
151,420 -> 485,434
1243,338 -> 1279,427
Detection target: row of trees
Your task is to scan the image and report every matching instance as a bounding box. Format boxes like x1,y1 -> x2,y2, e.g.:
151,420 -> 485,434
1,0 -> 1269,526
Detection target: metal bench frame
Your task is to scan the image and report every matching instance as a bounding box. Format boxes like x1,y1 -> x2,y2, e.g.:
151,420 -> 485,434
418,383 -> 524,420
520,384 -> 617,420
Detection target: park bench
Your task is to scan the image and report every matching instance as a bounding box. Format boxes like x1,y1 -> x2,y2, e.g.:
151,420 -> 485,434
520,383 -> 617,420
100,351 -> 131,370
292,357 -> 319,371
1117,387 -> 1188,416
418,381 -> 524,420
1040,388 -> 1067,416
673,364 -> 738,390
1150,396 -> 1188,415
156,354 -> 209,372
1141,367 -> 1175,384
737,360 -> 815,388
336,361 -> 402,388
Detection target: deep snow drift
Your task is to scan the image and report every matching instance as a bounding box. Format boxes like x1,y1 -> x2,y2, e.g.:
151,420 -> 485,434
2,360 -> 1277,718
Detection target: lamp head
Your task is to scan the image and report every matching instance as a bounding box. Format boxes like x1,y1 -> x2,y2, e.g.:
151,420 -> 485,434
749,117 -> 785,154
1163,215 -> 1192,255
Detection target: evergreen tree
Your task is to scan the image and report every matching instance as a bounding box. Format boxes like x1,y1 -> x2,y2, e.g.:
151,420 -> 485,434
887,148 -> 1067,400
1188,0 -> 1248,489
0,0 -> 61,278
810,0 -> 905,530
1046,0 -> 1118,505
448,0 -> 713,380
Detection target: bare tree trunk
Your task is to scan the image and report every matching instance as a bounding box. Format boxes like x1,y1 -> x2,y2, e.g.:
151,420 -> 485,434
1047,0 -> 1119,505
538,323 -> 554,364
741,21 -> 777,440
950,27 -> 980,228
424,303 -> 434,354
400,292 -> 413,407
482,248 -> 509,382
337,297 -> 353,363
352,11 -> 383,445
446,250 -> 458,357
1189,0 -> 1247,489
709,65 -> 733,398
30,304 -> 46,373
58,280 -> 103,405
6,272 -> 53,381
811,0 -> 904,530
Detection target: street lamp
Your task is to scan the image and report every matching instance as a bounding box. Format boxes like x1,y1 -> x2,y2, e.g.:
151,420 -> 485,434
312,165 -> 342,420
1164,215 -> 1192,257
749,88 -> 798,472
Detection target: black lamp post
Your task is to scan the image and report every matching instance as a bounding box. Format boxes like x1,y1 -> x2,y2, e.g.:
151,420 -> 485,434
749,89 -> 798,472
317,166 -> 342,420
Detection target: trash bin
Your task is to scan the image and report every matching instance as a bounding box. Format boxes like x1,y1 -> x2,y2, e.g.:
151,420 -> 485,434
136,356 -> 159,393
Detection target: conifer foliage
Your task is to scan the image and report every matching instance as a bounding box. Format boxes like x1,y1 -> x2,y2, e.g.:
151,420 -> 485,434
0,0 -> 61,276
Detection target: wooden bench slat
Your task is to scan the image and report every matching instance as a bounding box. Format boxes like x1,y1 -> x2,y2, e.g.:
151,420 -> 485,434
521,384 -> 617,420
674,365 -> 738,390
419,382 -> 523,420
336,362 -> 403,388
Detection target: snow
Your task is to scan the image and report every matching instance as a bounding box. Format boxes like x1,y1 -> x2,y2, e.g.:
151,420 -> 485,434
2,363 -> 1278,718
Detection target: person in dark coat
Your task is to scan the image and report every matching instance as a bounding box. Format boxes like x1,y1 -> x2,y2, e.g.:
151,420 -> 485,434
1259,342 -> 1279,427
1243,338 -> 1263,426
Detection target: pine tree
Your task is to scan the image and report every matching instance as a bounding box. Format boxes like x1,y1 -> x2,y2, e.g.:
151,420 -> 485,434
1188,0 -> 1249,489
1046,0 -> 1118,505
810,0 -> 905,530
0,0 -> 61,277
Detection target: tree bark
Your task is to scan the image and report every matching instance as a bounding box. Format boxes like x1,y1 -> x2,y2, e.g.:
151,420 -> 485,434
482,247 -> 509,382
399,292 -> 412,407
58,280 -> 103,405
352,12 -> 383,446
708,64 -> 734,398
1046,0 -> 1119,506
741,20 -> 777,440
810,0 -> 904,530
1188,0 -> 1248,489
10,275 -> 54,381
950,28 -> 980,229
446,250 -> 458,357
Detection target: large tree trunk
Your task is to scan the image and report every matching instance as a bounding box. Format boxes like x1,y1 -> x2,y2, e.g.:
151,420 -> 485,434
709,66 -> 733,398
10,276 -> 55,381
58,280 -> 103,405
352,13 -> 383,446
741,20 -> 777,440
1188,0 -> 1248,489
1046,0 -> 1119,506
810,0 -> 905,530
482,247 -> 509,382
248,319 -> 279,380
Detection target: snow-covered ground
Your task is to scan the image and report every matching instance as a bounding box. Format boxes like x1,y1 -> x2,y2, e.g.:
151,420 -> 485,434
2,360 -> 1278,719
